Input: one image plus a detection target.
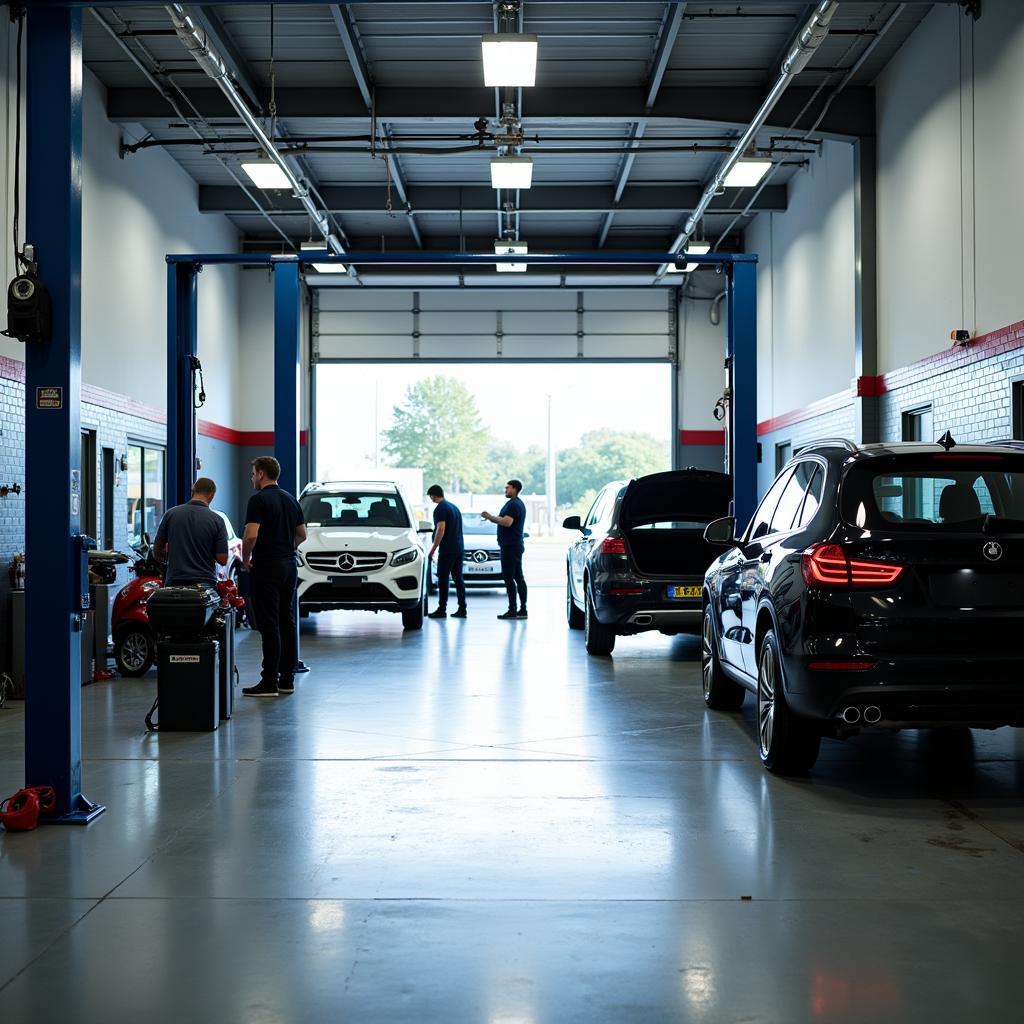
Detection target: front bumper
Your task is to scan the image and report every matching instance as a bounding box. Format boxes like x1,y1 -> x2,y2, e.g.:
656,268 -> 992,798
298,556 -> 423,613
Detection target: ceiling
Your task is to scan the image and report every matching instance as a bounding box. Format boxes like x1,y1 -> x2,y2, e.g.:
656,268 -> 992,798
83,2 -> 939,282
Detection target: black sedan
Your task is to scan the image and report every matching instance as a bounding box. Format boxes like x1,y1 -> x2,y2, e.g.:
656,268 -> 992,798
701,438 -> 1024,774
564,469 -> 732,655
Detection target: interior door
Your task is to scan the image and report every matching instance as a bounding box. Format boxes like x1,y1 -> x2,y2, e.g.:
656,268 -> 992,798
80,430 -> 97,540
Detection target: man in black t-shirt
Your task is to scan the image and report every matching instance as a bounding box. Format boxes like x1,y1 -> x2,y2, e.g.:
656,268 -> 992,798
482,479 -> 528,620
426,484 -> 466,619
241,456 -> 306,698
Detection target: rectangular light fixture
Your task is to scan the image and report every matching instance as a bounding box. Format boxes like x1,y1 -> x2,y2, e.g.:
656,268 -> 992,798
490,156 -> 533,190
301,241 -> 347,274
240,159 -> 291,190
481,33 -> 538,87
667,241 -> 712,274
495,239 -> 527,273
723,157 -> 772,188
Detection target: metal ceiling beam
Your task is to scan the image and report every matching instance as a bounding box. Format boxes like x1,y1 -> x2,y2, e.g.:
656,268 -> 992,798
106,85 -> 875,138
200,183 -> 788,216
180,5 -> 262,112
328,3 -> 423,247
598,1 -> 685,247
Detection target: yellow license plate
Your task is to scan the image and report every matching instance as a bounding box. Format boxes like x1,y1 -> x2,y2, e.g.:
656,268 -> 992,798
667,585 -> 701,599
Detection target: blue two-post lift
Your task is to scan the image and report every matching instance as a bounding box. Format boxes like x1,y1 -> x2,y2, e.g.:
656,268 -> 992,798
23,6 -> 757,823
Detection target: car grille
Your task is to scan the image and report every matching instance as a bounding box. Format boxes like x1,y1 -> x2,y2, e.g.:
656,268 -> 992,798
463,549 -> 500,563
305,551 -> 388,574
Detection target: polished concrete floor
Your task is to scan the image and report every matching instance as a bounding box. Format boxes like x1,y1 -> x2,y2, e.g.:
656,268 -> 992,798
2,586 -> 1024,1022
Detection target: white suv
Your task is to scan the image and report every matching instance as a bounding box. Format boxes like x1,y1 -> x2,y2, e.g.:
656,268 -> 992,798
297,481 -> 429,630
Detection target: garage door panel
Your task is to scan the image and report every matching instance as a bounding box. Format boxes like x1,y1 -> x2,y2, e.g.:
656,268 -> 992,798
502,336 -> 578,359
318,311 -> 412,335
419,336 -> 500,359
317,335 -> 414,360
585,291 -> 670,312
504,311 -> 576,334
317,290 -> 414,313
582,310 -> 667,335
420,310 -> 495,335
584,335 -> 667,358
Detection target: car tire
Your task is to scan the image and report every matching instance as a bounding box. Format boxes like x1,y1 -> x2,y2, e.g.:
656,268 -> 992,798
402,591 -> 426,631
757,629 -> 820,774
566,572 -> 584,630
701,606 -> 744,710
114,625 -> 156,677
584,587 -> 615,656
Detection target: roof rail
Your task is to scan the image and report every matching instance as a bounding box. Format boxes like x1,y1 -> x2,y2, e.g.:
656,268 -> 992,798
987,439 -> 1024,450
795,437 -> 859,455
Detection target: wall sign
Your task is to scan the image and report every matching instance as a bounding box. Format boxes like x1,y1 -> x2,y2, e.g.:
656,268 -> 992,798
36,386 -> 63,409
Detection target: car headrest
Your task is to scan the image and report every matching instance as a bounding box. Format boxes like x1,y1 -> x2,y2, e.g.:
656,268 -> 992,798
316,499 -> 335,521
337,509 -> 360,524
369,499 -> 397,525
938,482 -> 981,522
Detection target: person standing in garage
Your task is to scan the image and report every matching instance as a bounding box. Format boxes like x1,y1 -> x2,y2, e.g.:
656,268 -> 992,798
153,477 -> 229,585
482,479 -> 527,620
426,484 -> 467,619
241,456 -> 306,698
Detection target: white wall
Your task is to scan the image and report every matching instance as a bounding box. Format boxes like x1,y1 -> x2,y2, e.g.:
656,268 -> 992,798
0,26 -> 242,427
746,139 -> 857,419
877,0 -> 1024,372
678,294 -> 728,430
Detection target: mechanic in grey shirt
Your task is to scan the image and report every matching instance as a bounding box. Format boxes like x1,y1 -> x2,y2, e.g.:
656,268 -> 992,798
154,477 -> 229,585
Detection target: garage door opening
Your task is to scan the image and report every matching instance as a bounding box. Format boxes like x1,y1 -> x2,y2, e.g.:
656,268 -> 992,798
314,362 -> 672,585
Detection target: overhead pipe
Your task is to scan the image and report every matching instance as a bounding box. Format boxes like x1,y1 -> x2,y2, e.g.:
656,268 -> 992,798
165,3 -> 343,256
658,0 -> 839,277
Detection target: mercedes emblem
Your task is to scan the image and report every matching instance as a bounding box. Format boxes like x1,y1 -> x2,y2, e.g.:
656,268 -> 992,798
338,553 -> 357,572
983,541 -> 1003,562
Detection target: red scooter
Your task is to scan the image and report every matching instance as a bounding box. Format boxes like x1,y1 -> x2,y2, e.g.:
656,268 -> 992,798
112,541 -> 245,677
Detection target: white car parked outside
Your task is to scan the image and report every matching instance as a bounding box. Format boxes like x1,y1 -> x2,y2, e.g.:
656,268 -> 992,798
297,481 -> 430,630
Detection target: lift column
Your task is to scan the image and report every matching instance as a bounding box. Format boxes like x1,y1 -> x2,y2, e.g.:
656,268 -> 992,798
166,260 -> 199,509
24,6 -> 104,822
272,258 -> 306,670
727,256 -> 758,529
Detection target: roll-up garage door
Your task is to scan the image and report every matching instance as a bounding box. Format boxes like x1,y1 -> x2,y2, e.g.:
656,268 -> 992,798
313,289 -> 676,362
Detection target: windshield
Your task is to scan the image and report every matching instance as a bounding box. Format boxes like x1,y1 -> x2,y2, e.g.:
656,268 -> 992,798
840,454 -> 1024,530
462,514 -> 497,536
301,491 -> 410,528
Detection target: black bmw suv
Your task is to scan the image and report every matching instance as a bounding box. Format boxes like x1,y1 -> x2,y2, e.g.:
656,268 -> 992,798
564,469 -> 732,655
701,437 -> 1024,774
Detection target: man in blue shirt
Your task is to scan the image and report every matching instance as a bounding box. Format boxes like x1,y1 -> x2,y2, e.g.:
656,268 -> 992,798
482,479 -> 527,620
426,484 -> 467,619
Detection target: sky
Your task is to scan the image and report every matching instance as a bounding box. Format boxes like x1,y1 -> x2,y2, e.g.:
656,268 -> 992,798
315,362 -> 671,478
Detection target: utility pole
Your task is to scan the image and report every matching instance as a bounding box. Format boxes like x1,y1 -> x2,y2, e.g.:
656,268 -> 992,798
546,394 -> 556,535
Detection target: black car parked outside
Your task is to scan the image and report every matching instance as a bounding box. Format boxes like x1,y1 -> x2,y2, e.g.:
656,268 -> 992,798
564,469 -> 732,655
702,438 -> 1024,774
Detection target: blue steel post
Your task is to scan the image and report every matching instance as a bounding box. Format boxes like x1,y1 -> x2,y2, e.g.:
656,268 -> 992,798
24,6 -> 104,823
272,259 -> 305,669
166,262 -> 198,508
727,258 -> 758,529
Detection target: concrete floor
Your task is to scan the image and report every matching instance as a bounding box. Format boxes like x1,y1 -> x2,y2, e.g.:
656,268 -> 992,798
2,586 -> 1024,1022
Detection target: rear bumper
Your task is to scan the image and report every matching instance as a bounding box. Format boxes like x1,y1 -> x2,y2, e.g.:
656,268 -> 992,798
592,575 -> 702,633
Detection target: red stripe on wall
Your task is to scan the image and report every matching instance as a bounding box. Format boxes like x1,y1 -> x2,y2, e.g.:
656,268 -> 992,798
197,421 -> 308,447
679,429 -> 725,445
757,388 -> 853,437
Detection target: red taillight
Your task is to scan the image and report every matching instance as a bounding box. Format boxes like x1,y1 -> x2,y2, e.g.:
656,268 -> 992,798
601,536 -> 626,555
802,544 -> 903,589
807,660 -> 877,671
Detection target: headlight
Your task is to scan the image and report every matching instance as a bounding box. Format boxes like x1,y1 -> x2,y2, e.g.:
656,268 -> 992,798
391,546 -> 419,567
295,550 -> 306,567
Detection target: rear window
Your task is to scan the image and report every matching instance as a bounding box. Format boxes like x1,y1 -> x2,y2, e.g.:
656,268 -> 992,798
301,491 -> 409,528
840,455 -> 1024,530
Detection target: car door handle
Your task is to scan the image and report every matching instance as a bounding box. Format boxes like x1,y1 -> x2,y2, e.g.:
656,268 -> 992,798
760,551 -> 772,563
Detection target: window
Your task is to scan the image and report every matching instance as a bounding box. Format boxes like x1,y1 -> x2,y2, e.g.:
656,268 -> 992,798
126,444 -> 165,546
1013,380 -> 1024,441
795,464 -> 825,529
901,406 -> 933,442
775,442 -> 792,474
299,491 -> 410,528
746,468 -> 795,541
768,467 -> 811,535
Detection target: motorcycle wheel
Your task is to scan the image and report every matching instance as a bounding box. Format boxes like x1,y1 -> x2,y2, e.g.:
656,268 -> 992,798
114,625 -> 156,677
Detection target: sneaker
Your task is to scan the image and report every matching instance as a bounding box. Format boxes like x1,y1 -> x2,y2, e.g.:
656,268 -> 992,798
427,608 -> 447,619
278,678 -> 295,694
497,609 -> 518,620
242,680 -> 279,698
451,606 -> 468,618
516,607 -> 528,619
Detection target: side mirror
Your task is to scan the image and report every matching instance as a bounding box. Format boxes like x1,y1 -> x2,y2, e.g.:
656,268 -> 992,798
704,516 -> 737,547
562,515 -> 583,531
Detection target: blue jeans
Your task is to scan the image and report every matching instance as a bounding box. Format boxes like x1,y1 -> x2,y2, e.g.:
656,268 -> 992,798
500,545 -> 527,610
436,549 -> 466,610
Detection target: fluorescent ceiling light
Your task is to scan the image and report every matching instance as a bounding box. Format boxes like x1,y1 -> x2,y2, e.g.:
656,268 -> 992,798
723,157 -> 772,188
301,241 -> 347,274
666,241 -> 711,274
481,33 -> 538,87
490,156 -> 533,190
241,159 -> 291,190
495,239 -> 528,273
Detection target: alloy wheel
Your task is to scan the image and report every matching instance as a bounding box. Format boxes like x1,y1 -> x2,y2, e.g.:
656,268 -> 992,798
701,613 -> 714,699
121,632 -> 150,672
758,645 -> 775,757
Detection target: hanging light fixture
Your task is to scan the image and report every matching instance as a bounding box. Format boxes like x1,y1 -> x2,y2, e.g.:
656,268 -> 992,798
241,159 -> 291,190
481,32 -> 538,87
301,241 -> 347,274
490,155 -> 533,190
495,239 -> 528,273
667,241 -> 712,274
723,155 -> 772,188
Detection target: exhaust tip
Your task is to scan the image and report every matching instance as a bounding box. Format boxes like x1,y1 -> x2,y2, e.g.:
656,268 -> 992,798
863,705 -> 882,724
633,614 -> 653,625
841,706 -> 861,724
